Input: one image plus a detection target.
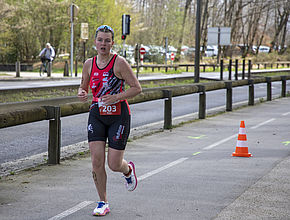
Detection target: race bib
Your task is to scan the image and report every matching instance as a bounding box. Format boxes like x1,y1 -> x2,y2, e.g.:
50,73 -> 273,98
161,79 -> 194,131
99,102 -> 121,115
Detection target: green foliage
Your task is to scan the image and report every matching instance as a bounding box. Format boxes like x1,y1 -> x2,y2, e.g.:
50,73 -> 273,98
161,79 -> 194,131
0,0 -> 135,63
0,0 -> 70,63
1,1 -> 288,64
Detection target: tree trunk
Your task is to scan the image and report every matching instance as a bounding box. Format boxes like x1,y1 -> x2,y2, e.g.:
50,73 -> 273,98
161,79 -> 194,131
176,0 -> 192,62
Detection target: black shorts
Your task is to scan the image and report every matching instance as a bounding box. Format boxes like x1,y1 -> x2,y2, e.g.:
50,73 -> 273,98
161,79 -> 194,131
87,101 -> 131,150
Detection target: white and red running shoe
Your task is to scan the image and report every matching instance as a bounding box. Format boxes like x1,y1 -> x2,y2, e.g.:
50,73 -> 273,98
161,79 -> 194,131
93,201 -> 110,216
124,161 -> 138,191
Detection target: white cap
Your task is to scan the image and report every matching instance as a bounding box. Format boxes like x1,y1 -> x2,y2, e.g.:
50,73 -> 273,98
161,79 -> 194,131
46,43 -> 51,47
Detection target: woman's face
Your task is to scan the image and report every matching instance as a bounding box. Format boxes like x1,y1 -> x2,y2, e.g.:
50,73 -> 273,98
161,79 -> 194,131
95,31 -> 114,55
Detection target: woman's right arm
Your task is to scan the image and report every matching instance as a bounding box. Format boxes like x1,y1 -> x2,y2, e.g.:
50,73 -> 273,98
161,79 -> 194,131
78,58 -> 92,102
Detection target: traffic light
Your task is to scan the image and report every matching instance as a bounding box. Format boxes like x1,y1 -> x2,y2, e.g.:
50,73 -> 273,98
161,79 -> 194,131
122,14 -> 130,36
121,35 -> 126,40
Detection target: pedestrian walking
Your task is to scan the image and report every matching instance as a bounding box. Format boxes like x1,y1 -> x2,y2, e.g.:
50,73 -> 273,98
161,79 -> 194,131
78,25 -> 142,216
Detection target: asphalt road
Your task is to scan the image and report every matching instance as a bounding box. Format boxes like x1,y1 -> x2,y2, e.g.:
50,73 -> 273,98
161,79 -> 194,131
0,97 -> 289,219
0,81 -> 289,165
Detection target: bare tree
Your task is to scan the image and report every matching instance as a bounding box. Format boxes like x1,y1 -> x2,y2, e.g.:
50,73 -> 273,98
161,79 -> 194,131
269,0 -> 289,53
176,0 -> 193,61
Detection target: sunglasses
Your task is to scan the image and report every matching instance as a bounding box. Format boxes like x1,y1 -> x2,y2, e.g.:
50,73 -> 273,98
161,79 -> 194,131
95,25 -> 114,40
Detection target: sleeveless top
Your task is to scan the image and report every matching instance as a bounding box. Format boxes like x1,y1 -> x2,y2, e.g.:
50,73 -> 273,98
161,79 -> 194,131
89,54 -> 125,102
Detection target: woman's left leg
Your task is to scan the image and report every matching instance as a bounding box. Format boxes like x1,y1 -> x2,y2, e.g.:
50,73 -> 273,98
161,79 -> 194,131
107,148 -> 130,175
107,147 -> 138,191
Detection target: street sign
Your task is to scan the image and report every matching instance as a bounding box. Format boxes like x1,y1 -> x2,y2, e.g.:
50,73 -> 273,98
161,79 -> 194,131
208,27 -> 231,45
80,23 -> 88,40
140,47 -> 146,55
171,52 -> 175,61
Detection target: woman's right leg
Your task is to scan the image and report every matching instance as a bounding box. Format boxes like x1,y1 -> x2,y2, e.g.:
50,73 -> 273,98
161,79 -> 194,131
89,140 -> 107,202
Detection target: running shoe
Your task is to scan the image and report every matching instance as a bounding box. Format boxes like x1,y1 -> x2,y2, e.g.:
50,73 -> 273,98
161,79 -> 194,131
93,201 -> 110,216
124,161 -> 137,191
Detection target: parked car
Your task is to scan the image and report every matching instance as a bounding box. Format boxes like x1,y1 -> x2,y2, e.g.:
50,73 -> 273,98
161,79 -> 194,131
204,45 -> 218,57
252,45 -> 270,53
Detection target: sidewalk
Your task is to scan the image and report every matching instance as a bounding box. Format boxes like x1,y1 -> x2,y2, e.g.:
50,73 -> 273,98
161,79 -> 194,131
0,97 -> 290,219
0,70 -> 196,81
0,71 -> 76,80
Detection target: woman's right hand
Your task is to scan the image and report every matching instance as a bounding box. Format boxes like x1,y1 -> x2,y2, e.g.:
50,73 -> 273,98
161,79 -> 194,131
78,89 -> 88,102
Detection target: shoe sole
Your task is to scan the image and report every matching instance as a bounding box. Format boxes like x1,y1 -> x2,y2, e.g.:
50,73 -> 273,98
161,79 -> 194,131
93,208 -> 110,216
128,161 -> 138,191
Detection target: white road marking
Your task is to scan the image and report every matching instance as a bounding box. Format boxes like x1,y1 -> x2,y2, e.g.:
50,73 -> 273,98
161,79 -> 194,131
47,114 -> 280,219
47,158 -> 189,219
202,134 -> 238,150
282,112 -> 290,116
138,157 -> 188,181
48,201 -> 94,220
250,118 -> 276,129
202,118 -> 277,150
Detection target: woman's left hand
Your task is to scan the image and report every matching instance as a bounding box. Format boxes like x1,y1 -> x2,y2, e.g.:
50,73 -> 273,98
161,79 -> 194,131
100,94 -> 119,105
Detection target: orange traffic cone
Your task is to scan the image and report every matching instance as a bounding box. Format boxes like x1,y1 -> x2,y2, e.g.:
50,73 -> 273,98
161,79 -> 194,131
232,121 -> 252,157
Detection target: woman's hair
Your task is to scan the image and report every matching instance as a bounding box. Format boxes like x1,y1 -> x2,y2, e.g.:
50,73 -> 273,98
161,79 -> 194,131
95,25 -> 114,41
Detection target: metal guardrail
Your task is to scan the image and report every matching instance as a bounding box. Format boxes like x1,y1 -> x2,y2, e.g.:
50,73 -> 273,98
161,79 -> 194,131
0,75 -> 289,164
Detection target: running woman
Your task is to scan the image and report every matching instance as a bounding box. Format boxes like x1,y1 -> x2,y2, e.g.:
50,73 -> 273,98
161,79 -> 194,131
78,25 -> 142,216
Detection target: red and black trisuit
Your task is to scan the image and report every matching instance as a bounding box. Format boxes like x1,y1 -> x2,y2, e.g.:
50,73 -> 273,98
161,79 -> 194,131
88,54 -> 131,150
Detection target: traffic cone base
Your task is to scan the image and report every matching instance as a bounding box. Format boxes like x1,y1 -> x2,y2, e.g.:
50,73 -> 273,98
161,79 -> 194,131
232,120 -> 252,157
232,147 -> 252,157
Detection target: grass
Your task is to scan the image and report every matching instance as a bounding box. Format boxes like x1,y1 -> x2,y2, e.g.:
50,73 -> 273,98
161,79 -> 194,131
0,88 -> 78,103
0,73 -> 11,76
256,72 -> 290,77
1,79 -> 207,103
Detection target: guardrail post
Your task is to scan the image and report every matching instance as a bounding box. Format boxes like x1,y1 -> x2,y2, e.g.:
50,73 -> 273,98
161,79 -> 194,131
136,65 -> 140,78
47,62 -> 52,77
235,59 -> 238,80
248,60 -> 251,79
198,85 -> 206,119
242,59 -> 245,79
220,59 -> 223,80
75,59 -> 78,77
225,81 -> 232,111
228,59 -> 232,80
16,61 -> 20,77
64,61 -> 69,77
248,79 -> 254,106
266,77 -> 272,101
163,90 -> 172,129
281,76 -> 286,97
44,106 -> 61,165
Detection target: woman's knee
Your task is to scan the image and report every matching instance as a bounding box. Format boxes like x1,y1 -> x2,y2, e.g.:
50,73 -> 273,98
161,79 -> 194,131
108,160 -> 122,172
89,141 -> 106,172
91,157 -> 105,171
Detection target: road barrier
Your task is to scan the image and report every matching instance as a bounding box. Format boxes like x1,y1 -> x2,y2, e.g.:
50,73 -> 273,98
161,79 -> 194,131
0,75 -> 289,164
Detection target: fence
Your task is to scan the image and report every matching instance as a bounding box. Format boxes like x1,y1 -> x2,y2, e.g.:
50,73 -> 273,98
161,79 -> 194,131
131,60 -> 290,74
4,60 -> 290,79
0,75 -> 289,164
